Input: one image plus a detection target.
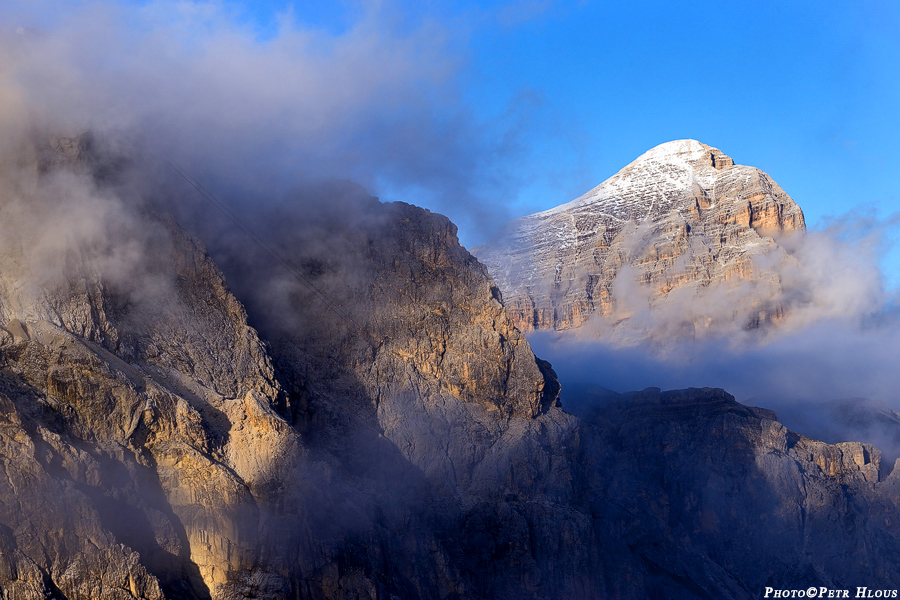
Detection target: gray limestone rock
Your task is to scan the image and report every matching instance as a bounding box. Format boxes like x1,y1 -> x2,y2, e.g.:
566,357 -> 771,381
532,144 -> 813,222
472,140 -> 806,340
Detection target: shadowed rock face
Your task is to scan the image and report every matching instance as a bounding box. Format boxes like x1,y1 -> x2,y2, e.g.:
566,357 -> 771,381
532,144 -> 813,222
1,137 -> 900,599
575,387 -> 900,599
472,140 -> 806,339
198,189 -> 580,598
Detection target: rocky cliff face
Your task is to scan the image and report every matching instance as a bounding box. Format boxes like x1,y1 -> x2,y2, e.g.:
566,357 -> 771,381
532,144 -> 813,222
577,387 -> 900,598
472,140 -> 806,339
1,136 -> 898,600
0,135 -> 305,598
0,137 -> 578,599
199,187 -> 580,598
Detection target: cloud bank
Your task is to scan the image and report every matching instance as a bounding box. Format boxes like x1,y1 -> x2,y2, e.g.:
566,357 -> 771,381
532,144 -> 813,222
0,0 -> 533,242
529,212 -> 900,462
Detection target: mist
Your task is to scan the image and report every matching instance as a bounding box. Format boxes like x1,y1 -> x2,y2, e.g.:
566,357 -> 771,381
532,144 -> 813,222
529,214 -> 900,464
0,6 -> 538,593
5,0 -> 900,453
4,3 -> 900,597
0,0 -> 532,244
531,310 -> 900,406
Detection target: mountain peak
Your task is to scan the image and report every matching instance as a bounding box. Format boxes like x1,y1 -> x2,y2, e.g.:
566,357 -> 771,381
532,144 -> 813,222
472,140 -> 804,337
635,139 -> 734,170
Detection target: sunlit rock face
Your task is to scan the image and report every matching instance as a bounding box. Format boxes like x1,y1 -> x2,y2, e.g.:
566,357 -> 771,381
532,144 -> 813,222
0,213 -> 291,598
472,140 -> 806,340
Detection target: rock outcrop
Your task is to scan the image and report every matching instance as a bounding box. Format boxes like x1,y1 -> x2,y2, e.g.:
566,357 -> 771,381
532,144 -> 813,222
472,139 -> 806,339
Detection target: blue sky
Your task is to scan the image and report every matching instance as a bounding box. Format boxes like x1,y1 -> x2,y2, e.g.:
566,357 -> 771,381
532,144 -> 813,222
4,0 -> 900,281
243,0 -> 900,265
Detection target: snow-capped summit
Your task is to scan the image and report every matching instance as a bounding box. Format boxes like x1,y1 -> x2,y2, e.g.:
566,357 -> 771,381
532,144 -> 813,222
472,140 -> 805,340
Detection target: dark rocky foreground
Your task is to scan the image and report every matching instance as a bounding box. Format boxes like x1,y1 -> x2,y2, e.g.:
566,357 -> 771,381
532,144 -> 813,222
1,143 -> 899,599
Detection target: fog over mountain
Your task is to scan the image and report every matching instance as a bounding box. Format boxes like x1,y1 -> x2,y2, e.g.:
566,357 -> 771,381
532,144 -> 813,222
2,3 -> 900,600
481,141 -> 900,466
0,0 -> 533,242
474,140 -> 893,340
